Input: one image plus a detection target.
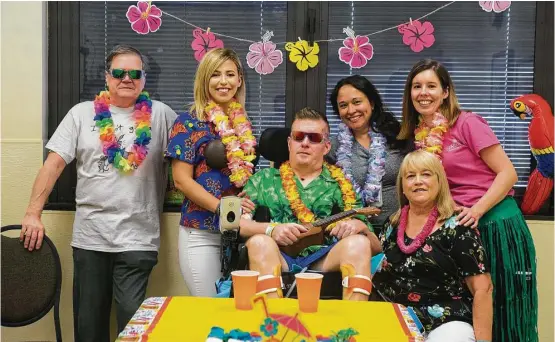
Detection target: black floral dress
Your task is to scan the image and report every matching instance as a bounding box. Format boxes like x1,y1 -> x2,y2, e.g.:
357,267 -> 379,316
372,215 -> 490,332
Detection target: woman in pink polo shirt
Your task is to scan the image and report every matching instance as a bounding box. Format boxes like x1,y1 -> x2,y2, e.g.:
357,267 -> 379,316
398,59 -> 537,342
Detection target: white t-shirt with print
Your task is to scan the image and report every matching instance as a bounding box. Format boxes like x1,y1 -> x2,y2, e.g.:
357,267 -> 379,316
46,100 -> 177,252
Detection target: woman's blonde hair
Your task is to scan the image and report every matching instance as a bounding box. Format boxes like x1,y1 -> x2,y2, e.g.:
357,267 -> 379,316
389,150 -> 456,225
190,48 -> 247,120
397,59 -> 462,140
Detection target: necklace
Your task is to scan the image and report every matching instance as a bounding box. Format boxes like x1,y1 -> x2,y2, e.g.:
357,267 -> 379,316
205,99 -> 257,187
396,205 -> 439,254
414,112 -> 449,159
279,161 -> 357,223
336,123 -> 387,206
93,90 -> 152,173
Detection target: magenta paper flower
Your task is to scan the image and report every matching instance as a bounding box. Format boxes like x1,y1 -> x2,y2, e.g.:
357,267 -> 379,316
398,20 -> 435,53
338,27 -> 374,69
191,28 -> 224,62
246,31 -> 283,75
126,1 -> 162,35
479,1 -> 511,13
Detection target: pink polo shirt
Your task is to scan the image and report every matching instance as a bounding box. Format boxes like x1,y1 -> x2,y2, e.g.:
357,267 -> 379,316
441,111 -> 514,207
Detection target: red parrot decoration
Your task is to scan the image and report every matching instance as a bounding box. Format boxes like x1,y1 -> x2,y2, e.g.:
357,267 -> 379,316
510,94 -> 554,215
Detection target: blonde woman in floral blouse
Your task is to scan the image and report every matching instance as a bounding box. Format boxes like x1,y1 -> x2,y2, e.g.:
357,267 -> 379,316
372,150 -> 493,342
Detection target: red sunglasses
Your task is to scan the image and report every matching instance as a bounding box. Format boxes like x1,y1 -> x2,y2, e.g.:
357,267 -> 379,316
290,131 -> 327,144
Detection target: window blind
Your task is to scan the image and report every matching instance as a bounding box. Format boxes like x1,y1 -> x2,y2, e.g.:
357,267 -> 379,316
325,1 -> 536,188
79,1 -> 288,170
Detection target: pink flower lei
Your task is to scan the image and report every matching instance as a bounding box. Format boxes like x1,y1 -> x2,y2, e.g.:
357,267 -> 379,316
205,99 -> 257,187
396,205 -> 439,254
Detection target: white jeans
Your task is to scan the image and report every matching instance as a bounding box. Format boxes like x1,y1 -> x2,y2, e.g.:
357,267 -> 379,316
178,226 -> 222,297
426,321 -> 476,342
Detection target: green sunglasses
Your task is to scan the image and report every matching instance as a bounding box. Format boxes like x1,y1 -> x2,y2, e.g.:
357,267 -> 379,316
109,68 -> 144,80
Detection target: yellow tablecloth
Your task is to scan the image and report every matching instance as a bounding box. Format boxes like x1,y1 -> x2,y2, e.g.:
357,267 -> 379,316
117,296 -> 424,341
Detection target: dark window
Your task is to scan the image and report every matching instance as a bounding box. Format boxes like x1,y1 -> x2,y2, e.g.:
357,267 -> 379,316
325,2 -> 536,188
46,1 -> 553,217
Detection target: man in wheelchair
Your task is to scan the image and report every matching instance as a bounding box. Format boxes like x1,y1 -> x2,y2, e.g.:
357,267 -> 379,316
238,107 -> 382,301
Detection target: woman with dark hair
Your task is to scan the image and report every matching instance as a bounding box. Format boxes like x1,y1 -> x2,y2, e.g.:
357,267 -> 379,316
328,75 -> 407,232
398,58 -> 537,342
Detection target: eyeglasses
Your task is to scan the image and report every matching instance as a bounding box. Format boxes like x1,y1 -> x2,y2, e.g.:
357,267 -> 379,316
290,131 -> 327,144
109,69 -> 144,80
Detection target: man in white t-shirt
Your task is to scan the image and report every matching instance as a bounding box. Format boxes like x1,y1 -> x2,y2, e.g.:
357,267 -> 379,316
20,45 -> 177,341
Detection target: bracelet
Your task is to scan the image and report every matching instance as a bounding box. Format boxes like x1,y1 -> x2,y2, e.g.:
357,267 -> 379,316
265,223 -> 278,237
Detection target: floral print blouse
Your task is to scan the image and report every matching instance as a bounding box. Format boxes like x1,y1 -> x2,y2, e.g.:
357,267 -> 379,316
372,215 -> 490,332
164,112 -> 239,231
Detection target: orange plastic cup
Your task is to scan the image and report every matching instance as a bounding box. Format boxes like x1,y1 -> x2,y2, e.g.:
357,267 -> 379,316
231,270 -> 260,310
295,273 -> 323,313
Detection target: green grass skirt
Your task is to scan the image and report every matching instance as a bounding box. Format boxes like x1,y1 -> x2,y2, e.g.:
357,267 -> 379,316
478,197 -> 538,342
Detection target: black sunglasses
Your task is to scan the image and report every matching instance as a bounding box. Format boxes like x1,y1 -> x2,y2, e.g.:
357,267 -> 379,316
109,69 -> 144,80
291,131 -> 327,144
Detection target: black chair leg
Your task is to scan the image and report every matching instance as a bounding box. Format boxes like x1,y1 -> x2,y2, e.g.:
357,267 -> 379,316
54,292 -> 62,341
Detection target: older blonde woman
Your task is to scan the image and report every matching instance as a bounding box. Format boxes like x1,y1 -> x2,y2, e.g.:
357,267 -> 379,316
372,150 -> 493,342
165,48 -> 256,297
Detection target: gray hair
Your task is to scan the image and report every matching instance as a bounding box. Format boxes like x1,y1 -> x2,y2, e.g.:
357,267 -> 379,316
105,44 -> 148,71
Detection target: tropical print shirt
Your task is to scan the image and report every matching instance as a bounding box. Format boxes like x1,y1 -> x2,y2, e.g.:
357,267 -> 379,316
243,167 -> 372,256
372,216 -> 490,332
164,112 -> 239,231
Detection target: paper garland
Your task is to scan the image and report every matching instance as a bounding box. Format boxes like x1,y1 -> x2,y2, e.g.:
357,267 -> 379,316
191,28 -> 225,62
338,27 -> 374,69
479,1 -> 511,13
285,40 -> 320,71
126,1 -> 162,35
398,20 -> 436,53
246,31 -> 284,75
124,1 -> 509,72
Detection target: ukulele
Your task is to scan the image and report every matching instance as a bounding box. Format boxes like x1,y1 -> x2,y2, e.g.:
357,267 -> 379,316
280,207 -> 381,257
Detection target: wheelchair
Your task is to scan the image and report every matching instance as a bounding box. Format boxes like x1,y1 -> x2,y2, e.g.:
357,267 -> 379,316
211,127 -> 380,299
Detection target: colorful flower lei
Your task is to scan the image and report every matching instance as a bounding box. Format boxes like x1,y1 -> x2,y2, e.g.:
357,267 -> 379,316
279,161 -> 357,225
205,99 -> 257,187
336,122 -> 387,206
414,112 -> 449,158
93,90 -> 152,172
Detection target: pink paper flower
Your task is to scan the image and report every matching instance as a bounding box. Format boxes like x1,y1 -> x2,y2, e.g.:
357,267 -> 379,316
338,28 -> 374,69
479,1 -> 511,13
247,41 -> 283,75
398,20 -> 435,53
191,28 -> 224,62
126,1 -> 162,35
